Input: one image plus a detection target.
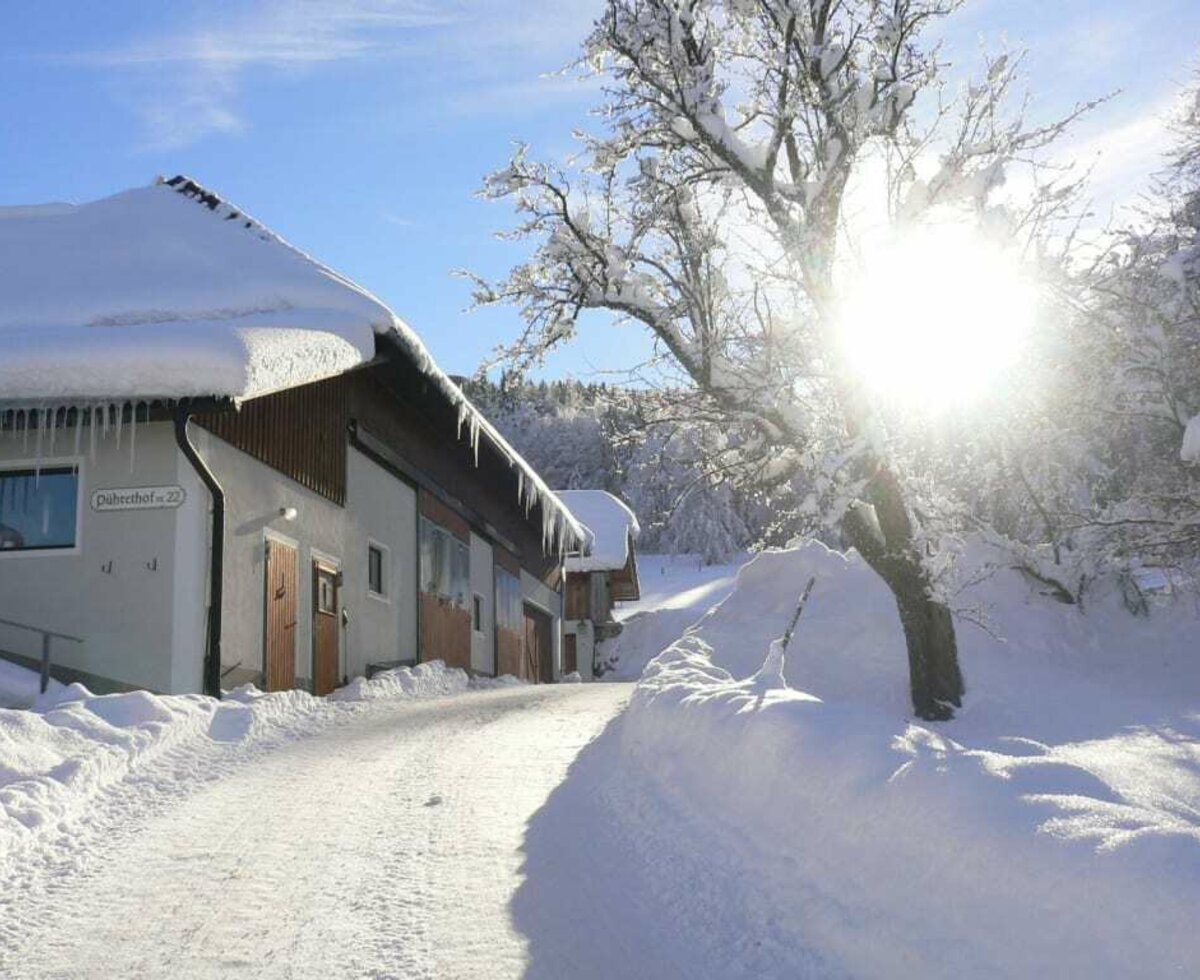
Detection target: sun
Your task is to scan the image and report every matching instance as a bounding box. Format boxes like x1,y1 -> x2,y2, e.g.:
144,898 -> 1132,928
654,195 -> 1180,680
834,223 -> 1039,413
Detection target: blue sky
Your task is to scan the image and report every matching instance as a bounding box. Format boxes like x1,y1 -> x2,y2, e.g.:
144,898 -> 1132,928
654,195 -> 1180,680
2,1 -> 1197,380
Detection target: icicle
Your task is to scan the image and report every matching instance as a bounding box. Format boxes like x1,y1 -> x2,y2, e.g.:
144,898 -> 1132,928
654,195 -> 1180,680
89,405 -> 98,460
22,410 -> 30,452
48,406 -> 58,456
456,400 -> 468,441
73,409 -> 83,455
114,400 -> 124,449
34,407 -> 47,475
470,413 -> 481,467
128,402 -> 138,471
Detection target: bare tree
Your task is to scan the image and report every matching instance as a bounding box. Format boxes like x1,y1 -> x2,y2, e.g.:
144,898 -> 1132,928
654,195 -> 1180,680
469,0 -> 1089,719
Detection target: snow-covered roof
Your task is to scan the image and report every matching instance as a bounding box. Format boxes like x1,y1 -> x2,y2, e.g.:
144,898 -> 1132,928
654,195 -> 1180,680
0,176 -> 585,552
558,490 -> 640,572
0,177 -> 399,403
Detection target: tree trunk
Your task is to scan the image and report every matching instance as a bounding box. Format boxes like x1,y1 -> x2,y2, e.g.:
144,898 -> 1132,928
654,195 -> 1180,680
841,466 -> 965,722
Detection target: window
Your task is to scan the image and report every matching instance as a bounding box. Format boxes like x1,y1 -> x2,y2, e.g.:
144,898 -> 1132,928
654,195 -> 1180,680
419,518 -> 470,609
0,466 -> 79,553
495,567 -> 522,633
368,543 -> 386,597
472,593 -> 484,633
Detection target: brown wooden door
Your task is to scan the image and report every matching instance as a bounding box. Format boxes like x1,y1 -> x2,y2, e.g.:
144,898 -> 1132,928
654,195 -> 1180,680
312,562 -> 341,696
523,604 -> 554,684
563,633 -> 577,675
264,539 -> 298,691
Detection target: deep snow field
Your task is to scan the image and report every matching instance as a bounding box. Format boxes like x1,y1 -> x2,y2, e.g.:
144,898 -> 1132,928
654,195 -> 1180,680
601,542 -> 1200,977
1,543 -> 1198,978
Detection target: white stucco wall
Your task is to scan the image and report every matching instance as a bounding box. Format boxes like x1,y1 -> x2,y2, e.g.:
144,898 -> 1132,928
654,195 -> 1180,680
469,532 -> 495,675
195,431 -> 419,687
0,422 -> 185,692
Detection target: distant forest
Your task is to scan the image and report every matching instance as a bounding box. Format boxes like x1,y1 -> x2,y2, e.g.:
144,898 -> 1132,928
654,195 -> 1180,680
462,375 -> 797,562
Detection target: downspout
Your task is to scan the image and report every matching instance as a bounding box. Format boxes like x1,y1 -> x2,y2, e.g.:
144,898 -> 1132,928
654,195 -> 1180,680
174,405 -> 225,699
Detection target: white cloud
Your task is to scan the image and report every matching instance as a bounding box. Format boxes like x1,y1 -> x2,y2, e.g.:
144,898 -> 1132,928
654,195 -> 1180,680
67,0 -> 599,150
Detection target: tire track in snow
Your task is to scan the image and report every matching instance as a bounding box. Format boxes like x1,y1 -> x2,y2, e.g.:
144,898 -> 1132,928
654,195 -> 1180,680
0,685 -> 629,979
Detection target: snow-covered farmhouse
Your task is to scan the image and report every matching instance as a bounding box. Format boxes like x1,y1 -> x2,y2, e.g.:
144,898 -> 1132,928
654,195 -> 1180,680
0,176 -> 588,697
557,491 -> 640,677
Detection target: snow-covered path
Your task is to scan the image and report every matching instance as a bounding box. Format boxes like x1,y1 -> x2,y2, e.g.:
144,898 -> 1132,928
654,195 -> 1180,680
0,684 -> 631,979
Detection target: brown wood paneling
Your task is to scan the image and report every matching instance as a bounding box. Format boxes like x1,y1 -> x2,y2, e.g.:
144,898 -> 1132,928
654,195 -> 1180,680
563,634 -> 577,675
523,603 -> 554,684
420,592 -> 471,670
419,490 -> 469,542
565,573 -> 591,620
494,547 -> 521,577
496,627 -> 524,679
312,562 -> 340,696
197,374 -> 348,505
264,539 -> 297,691
349,366 -> 564,585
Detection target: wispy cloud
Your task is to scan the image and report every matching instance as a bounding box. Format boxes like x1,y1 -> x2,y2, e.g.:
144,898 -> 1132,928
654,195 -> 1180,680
65,0 -> 597,150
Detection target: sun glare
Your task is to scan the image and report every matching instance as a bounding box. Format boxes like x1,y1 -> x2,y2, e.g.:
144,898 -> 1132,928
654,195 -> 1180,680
835,224 -> 1039,413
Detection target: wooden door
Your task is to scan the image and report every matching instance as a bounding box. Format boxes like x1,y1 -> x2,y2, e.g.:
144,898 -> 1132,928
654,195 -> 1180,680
563,633 -> 578,675
312,562 -> 341,696
264,539 -> 298,691
523,604 -> 554,684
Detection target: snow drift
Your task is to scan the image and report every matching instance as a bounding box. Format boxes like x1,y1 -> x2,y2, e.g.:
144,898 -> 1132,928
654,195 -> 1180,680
618,543 -> 1200,978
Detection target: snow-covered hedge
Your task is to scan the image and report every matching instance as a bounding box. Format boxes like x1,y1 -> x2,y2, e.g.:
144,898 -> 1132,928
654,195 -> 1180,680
619,544 -> 1200,978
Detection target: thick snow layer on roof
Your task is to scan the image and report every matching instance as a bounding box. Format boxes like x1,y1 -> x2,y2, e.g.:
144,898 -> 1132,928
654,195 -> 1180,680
558,490 -> 640,572
0,178 -> 393,402
0,177 -> 585,552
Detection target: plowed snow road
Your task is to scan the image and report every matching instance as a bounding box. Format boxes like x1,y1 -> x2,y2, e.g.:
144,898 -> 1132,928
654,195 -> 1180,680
0,684 -> 632,979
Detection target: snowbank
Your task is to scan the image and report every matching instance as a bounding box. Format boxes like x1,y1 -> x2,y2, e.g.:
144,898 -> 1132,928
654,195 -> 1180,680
0,661 -> 473,871
0,659 -> 63,710
599,553 -> 744,679
618,543 -> 1200,977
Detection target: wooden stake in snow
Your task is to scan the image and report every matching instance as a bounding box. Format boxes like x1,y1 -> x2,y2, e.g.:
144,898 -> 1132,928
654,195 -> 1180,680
780,577 -> 817,652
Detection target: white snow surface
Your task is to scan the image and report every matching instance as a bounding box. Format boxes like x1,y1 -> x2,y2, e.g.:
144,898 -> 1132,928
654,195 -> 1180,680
1,676 -> 630,979
614,542 -> 1200,977
0,661 -> 469,872
0,181 -> 391,402
1183,413 -> 1200,462
0,659 -> 64,710
558,489 -> 640,571
599,553 -> 744,679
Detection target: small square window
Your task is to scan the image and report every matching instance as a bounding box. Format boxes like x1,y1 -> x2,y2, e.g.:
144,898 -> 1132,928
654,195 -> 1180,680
0,466 -> 79,553
368,543 -> 385,596
473,593 -> 484,632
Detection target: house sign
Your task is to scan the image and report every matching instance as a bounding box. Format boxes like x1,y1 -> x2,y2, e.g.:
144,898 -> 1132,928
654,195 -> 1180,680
91,486 -> 186,512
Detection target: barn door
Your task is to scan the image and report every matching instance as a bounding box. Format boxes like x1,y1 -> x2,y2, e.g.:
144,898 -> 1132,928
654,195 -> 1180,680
264,538 -> 298,691
523,604 -> 554,684
312,561 -> 341,696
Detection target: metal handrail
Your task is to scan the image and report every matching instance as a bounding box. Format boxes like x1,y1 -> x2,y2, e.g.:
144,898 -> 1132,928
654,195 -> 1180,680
0,616 -> 83,695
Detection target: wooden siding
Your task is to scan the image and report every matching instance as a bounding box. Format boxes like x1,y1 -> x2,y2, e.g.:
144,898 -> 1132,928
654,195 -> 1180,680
311,562 -> 340,695
198,375 -> 349,505
496,627 -> 524,679
349,366 -> 561,584
420,593 -> 471,671
264,539 -> 298,691
563,633 -> 577,675
565,573 -> 591,620
523,604 -> 554,684
419,490 -> 469,541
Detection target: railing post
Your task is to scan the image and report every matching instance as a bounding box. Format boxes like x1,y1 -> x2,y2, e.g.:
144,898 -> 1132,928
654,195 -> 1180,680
40,633 -> 51,695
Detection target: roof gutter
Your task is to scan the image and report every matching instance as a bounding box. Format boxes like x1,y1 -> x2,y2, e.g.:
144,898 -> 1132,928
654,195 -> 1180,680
174,400 -> 232,699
